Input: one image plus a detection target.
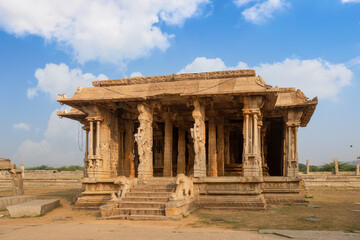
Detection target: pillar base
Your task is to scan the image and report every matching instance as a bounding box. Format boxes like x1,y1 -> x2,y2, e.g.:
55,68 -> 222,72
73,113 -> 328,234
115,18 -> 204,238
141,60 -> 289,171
138,170 -> 153,178
243,155 -> 262,177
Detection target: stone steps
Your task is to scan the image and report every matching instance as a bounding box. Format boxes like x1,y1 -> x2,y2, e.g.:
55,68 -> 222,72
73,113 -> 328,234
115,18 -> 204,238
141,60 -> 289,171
113,207 -> 165,216
107,178 -> 177,219
117,201 -> 166,209
122,197 -> 170,202
125,192 -> 172,198
130,187 -> 174,193
105,214 -> 180,221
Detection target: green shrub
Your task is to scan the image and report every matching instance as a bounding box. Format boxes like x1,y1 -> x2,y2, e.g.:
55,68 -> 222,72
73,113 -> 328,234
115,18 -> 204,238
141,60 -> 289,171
25,165 -> 83,171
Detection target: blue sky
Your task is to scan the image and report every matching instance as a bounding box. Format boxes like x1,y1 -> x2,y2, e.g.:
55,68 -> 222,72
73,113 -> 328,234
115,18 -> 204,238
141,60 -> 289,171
0,0 -> 359,167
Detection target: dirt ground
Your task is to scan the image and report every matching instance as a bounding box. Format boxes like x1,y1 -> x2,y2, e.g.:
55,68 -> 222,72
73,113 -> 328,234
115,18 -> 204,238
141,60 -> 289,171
0,185 -> 360,239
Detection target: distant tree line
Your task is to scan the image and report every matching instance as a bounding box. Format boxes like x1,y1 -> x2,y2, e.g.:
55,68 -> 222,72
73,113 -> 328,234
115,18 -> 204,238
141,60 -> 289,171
299,162 -> 357,173
25,165 -> 83,171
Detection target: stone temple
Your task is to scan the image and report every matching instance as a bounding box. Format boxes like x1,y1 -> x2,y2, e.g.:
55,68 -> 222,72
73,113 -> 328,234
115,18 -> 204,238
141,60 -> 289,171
57,69 -> 317,219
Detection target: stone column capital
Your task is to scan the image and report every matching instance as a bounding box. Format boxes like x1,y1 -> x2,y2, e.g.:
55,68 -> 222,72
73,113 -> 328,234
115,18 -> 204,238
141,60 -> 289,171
86,116 -> 103,122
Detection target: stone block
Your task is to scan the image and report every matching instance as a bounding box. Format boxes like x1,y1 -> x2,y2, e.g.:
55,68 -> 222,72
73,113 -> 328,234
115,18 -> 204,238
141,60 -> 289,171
7,199 -> 60,217
0,196 -> 36,210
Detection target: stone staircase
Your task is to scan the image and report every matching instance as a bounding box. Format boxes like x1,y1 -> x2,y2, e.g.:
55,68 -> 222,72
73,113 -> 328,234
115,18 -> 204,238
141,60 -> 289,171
103,177 -> 179,220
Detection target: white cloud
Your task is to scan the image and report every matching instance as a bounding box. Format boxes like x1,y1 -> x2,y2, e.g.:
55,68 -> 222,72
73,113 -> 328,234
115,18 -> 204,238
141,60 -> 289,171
341,0 -> 360,3
254,59 -> 352,100
233,0 -> 258,6
13,109 -> 83,167
178,57 -> 248,73
234,0 -> 289,24
0,0 -> 209,64
27,63 -> 108,99
12,122 -> 30,131
178,57 -> 352,100
130,72 -> 143,78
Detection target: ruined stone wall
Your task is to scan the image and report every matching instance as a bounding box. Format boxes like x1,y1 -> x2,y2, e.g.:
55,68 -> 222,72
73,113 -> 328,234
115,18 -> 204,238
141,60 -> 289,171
299,172 -> 356,176
0,170 -> 82,187
300,174 -> 360,187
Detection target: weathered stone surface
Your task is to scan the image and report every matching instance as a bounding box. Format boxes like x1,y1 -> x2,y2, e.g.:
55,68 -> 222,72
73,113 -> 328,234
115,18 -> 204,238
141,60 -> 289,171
7,199 -> 60,217
0,195 -> 36,210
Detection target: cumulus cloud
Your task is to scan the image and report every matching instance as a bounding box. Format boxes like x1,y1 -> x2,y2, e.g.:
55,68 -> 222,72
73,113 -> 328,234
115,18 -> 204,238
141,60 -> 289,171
130,72 -> 143,78
233,0 -> 257,6
27,63 -> 108,99
178,57 -> 248,73
12,122 -> 30,131
254,59 -> 352,100
0,0 -> 209,64
234,0 -> 289,24
178,57 -> 352,100
13,109 -> 83,167
341,0 -> 360,3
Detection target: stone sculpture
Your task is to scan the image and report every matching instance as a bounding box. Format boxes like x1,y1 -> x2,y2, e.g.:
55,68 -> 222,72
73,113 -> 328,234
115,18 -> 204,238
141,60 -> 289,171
111,176 -> 132,201
170,173 -> 194,201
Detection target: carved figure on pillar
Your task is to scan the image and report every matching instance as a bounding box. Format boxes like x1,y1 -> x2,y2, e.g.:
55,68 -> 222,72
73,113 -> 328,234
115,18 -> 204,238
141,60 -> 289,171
135,103 -> 153,178
190,98 -> 206,178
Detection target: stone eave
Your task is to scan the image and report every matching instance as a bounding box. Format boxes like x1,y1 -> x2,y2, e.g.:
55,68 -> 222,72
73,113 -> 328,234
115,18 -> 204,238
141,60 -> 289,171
57,74 -> 272,104
57,108 -> 87,121
92,69 -> 256,87
274,97 -> 318,127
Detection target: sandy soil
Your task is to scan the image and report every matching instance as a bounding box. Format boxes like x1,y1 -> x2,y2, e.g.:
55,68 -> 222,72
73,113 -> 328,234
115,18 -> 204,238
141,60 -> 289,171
0,185 -> 359,240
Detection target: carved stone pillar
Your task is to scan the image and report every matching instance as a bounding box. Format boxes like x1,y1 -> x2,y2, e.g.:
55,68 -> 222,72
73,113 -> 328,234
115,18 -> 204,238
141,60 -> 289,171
186,130 -> 195,176
84,128 -> 89,178
285,109 -> 303,177
135,103 -> 153,178
217,118 -> 225,176
163,112 -> 173,177
124,120 -> 135,177
177,127 -> 186,175
20,163 -> 25,178
96,120 -> 101,157
89,120 -> 94,158
9,169 -> 24,196
260,122 -> 268,175
242,96 -> 264,177
208,114 -> 217,177
333,158 -> 339,175
224,128 -> 230,165
356,164 -> 360,176
306,160 -> 310,174
87,119 -> 95,178
85,129 -> 89,157
191,98 -> 206,178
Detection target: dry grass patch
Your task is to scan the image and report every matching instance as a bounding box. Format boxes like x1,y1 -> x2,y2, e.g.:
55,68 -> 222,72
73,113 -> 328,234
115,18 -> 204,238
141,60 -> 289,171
190,187 -> 360,232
